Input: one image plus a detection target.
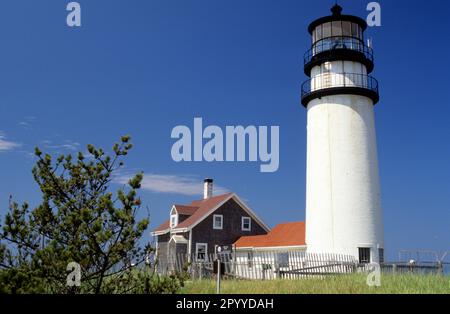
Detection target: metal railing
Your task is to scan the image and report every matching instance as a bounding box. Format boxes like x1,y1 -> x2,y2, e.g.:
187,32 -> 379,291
301,72 -> 379,99
304,36 -> 374,66
392,250 -> 450,275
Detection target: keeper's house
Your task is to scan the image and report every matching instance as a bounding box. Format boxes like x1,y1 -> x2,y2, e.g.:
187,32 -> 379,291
151,179 -> 270,265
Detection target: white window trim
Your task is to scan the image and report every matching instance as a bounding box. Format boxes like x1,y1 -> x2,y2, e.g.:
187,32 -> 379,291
195,243 -> 208,261
213,214 -> 223,230
170,214 -> 178,228
242,217 -> 251,231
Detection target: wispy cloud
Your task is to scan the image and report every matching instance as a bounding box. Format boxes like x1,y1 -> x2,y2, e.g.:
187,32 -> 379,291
18,150 -> 36,159
18,116 -> 37,130
41,139 -> 81,151
0,132 -> 21,152
114,173 -> 228,196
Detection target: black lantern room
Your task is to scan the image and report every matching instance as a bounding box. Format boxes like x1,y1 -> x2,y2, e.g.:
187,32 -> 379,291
301,5 -> 379,107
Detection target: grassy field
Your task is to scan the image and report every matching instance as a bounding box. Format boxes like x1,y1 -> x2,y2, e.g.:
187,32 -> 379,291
180,274 -> 450,294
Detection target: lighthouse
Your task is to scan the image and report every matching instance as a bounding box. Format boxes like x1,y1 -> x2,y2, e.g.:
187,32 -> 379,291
301,5 -> 384,263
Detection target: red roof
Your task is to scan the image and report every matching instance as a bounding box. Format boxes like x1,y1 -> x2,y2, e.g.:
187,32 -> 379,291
153,220 -> 170,233
174,205 -> 199,215
152,193 -> 233,233
234,221 -> 306,248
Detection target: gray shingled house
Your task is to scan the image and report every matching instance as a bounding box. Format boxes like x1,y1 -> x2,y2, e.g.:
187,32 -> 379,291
151,179 -> 270,265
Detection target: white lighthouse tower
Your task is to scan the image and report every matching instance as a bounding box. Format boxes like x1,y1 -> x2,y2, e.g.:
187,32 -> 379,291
302,5 -> 384,263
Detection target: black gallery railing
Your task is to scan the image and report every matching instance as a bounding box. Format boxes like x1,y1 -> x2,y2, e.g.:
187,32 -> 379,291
304,36 -> 374,66
301,72 -> 379,99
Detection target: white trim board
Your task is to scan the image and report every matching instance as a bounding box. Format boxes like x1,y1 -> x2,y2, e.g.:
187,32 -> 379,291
235,245 -> 307,251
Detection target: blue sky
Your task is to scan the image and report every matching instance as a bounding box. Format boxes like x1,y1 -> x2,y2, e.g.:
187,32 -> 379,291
0,0 -> 449,261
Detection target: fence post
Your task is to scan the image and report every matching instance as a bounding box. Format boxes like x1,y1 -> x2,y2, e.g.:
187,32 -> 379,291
275,258 -> 280,280
232,245 -> 236,278
437,261 -> 443,275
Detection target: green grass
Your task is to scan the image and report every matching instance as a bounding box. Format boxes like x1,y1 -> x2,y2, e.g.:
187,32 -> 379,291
180,274 -> 450,294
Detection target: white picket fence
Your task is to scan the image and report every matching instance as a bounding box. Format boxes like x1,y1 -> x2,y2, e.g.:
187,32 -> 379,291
154,251 -> 358,280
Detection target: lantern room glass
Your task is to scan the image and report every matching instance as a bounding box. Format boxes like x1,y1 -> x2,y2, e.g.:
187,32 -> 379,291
342,21 -> 351,37
332,21 -> 342,36
322,22 -> 331,39
313,21 -> 363,45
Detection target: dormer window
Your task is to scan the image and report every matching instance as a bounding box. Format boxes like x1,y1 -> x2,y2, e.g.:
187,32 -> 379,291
170,215 -> 177,228
170,207 -> 178,228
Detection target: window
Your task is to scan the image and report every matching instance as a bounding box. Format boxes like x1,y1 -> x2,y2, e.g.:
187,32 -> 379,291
170,207 -> 178,228
277,253 -> 289,268
351,23 -> 357,38
352,23 -> 362,40
359,248 -> 371,264
213,214 -> 223,230
378,248 -> 385,264
242,217 -> 251,231
170,214 -> 178,228
322,22 -> 331,38
315,25 -> 322,42
342,21 -> 352,37
332,21 -> 342,36
195,243 -> 208,261
323,61 -> 332,72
